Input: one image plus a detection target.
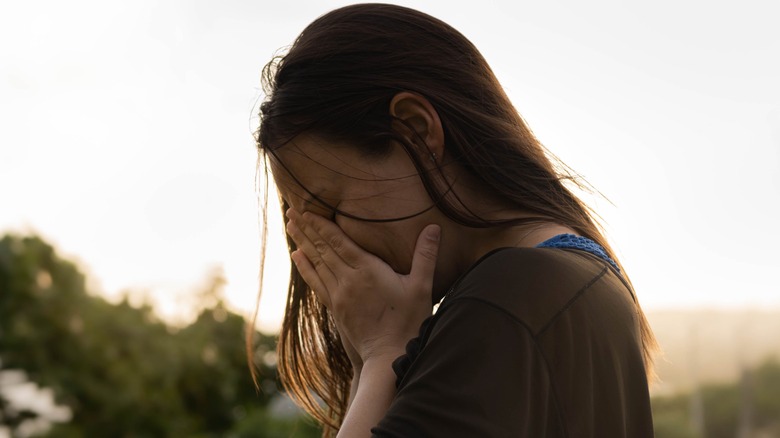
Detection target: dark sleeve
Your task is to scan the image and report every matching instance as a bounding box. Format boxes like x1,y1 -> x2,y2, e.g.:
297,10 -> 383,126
371,298 -> 564,438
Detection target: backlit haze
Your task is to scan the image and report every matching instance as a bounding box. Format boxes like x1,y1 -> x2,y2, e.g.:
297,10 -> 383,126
1,0 -> 778,333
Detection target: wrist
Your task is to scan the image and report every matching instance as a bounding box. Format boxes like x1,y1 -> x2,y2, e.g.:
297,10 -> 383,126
341,350 -> 399,437
361,347 -> 405,369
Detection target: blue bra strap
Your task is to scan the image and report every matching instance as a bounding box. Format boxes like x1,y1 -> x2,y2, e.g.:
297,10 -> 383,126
536,234 -> 620,273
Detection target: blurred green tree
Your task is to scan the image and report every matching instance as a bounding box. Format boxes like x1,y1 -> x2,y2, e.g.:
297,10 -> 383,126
0,233 -> 318,437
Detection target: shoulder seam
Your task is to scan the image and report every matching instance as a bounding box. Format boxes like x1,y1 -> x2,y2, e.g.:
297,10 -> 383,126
441,265 -> 610,339
536,266 -> 609,337
559,248 -> 638,303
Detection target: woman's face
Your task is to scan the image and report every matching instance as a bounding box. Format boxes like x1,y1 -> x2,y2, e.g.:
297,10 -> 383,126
269,134 -> 440,275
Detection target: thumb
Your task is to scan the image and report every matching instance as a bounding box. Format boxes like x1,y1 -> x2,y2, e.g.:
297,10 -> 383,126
408,224 -> 441,292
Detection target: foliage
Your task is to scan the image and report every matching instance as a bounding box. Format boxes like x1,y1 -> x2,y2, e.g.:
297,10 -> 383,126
651,392 -> 700,438
652,359 -> 780,438
0,233 -> 320,437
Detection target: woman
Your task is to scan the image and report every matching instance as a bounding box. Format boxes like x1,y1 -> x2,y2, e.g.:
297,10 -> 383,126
254,4 -> 656,437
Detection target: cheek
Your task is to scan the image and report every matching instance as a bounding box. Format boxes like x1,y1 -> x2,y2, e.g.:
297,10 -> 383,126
336,219 -> 416,273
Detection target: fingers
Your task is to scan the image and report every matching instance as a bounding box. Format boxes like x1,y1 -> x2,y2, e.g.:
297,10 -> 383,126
287,208 -> 366,269
408,224 -> 440,293
291,249 -> 332,309
288,206 -> 441,313
286,218 -> 338,288
286,208 -> 374,305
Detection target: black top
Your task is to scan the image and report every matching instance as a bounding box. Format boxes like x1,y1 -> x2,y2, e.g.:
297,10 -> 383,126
371,247 -> 654,437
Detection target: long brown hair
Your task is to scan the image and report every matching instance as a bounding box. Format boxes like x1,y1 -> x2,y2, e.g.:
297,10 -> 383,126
252,4 -> 657,435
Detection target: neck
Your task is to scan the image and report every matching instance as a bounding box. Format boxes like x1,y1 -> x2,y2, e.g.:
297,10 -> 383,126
428,163 -> 577,301
431,217 -> 576,302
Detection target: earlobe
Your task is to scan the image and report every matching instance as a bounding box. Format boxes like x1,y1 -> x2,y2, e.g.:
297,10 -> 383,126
389,92 -> 445,160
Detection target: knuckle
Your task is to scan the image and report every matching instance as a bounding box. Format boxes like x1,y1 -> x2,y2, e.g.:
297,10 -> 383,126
311,256 -> 326,269
314,240 -> 328,254
328,234 -> 343,252
418,246 -> 438,261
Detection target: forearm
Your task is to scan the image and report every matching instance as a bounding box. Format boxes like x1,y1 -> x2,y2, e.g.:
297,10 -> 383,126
338,355 -> 398,437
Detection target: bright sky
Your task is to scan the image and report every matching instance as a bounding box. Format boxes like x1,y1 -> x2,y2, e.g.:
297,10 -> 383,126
1,1 -> 778,333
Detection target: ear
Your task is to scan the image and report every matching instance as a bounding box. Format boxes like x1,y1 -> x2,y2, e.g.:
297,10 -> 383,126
389,92 -> 445,163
